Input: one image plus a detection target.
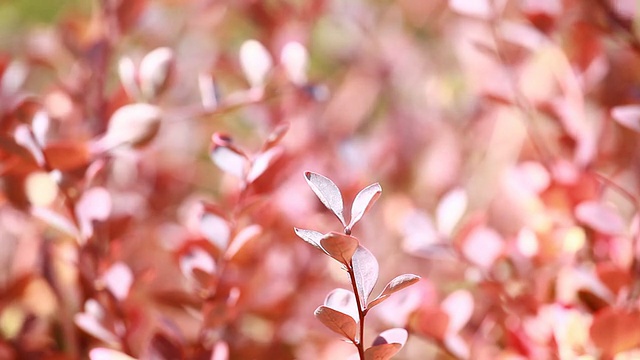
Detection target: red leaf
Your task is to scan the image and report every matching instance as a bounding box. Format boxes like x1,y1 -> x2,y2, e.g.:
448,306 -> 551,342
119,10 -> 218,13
611,105 -> 640,132
590,307 -> 640,356
363,343 -> 402,360
314,305 -> 357,341
320,232 -> 359,265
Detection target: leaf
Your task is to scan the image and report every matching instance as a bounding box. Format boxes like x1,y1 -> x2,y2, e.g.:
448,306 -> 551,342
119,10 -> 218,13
435,188 -> 467,237
239,39 -> 273,88
611,105 -> 640,133
304,171 -> 346,226
293,227 -> 327,253
139,47 -> 175,100
43,141 -> 91,171
575,201 -> 625,235
449,0 -> 492,19
280,41 -> 309,85
590,307 -> 640,357
441,289 -> 474,334
324,288 -> 359,322
210,145 -> 248,179
368,274 -> 421,309
314,305 -> 357,341
247,146 -> 283,183
102,262 -> 134,301
347,182 -> 382,233
224,224 -> 262,260
352,245 -> 379,309
461,226 -> 504,269
199,212 -> 230,251
372,328 -> 409,347
320,232 -> 359,265
89,348 -> 136,360
102,103 -> 162,149
75,313 -> 119,345
364,343 -> 402,360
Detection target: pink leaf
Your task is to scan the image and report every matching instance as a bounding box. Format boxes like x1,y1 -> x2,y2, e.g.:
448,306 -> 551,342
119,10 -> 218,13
368,274 -> 421,309
461,226 -> 504,269
352,245 -> 379,309
102,262 -> 133,301
180,247 -> 216,277
239,39 -> 273,88
89,348 -> 136,360
575,201 -> 625,235
324,288 -> 359,322
436,188 -> 467,237
247,146 -> 283,183
347,182 -> 382,233
75,313 -> 119,345
441,289 -> 474,333
293,227 -> 327,253
320,232 -> 359,265
210,145 -> 248,179
314,305 -> 357,341
449,0 -> 493,19
304,172 -> 346,226
612,105 -> 640,132
199,212 -> 230,250
372,328 -> 409,347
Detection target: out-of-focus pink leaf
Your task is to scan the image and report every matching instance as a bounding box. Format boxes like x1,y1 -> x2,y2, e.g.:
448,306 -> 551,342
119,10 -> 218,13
239,39 -> 273,88
367,274 -> 421,309
372,328 -> 408,347
247,146 -> 283,183
304,171 -> 346,226
75,312 -> 119,345
199,212 -> 230,251
461,226 -> 504,269
314,305 -> 357,341
30,206 -> 79,238
441,289 -> 474,334
139,47 -> 175,100
118,56 -> 140,99
261,122 -> 290,151
293,227 -> 327,253
224,224 -> 262,260
180,247 -> 216,277
75,187 -> 112,240
444,333 -> 470,360
324,288 -> 359,322
575,201 -> 625,235
347,182 -> 382,233
436,188 -> 467,237
89,348 -> 136,360
210,145 -> 248,179
280,41 -> 309,85
363,343 -> 402,360
611,106 -> 640,132
102,262 -> 134,301
211,340 -> 229,360
449,0 -> 492,19
402,210 -> 450,258
101,103 -> 162,149
352,245 -> 379,309
320,231 -> 359,265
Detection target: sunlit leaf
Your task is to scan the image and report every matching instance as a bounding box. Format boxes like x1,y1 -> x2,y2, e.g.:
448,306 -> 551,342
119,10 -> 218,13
363,343 -> 402,360
210,146 -> 248,179
347,182 -> 382,233
441,289 -> 474,333
352,245 -> 379,309
280,41 -> 309,85
314,305 -> 357,341
372,328 -> 408,347
575,201 -> 625,235
139,47 -> 175,100
239,39 -> 273,88
75,313 -> 119,345
368,274 -> 421,309
304,171 -> 346,226
102,103 -> 162,149
102,262 -> 134,301
449,0 -> 492,19
611,105 -> 640,133
247,146 -> 283,183
261,122 -> 290,151
324,288 -> 359,322
435,188 -> 467,237
199,212 -> 230,251
180,247 -> 216,278
461,226 -> 504,269
89,348 -> 136,360
293,227 -> 327,253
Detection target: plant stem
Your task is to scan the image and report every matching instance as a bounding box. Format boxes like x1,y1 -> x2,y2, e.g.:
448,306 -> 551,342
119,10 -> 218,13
348,262 -> 366,359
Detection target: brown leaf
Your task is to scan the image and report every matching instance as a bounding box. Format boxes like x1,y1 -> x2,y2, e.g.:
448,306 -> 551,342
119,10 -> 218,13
314,305 -> 357,341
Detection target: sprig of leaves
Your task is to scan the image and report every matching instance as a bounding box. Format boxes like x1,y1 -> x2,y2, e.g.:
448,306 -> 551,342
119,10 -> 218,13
295,171 -> 420,360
